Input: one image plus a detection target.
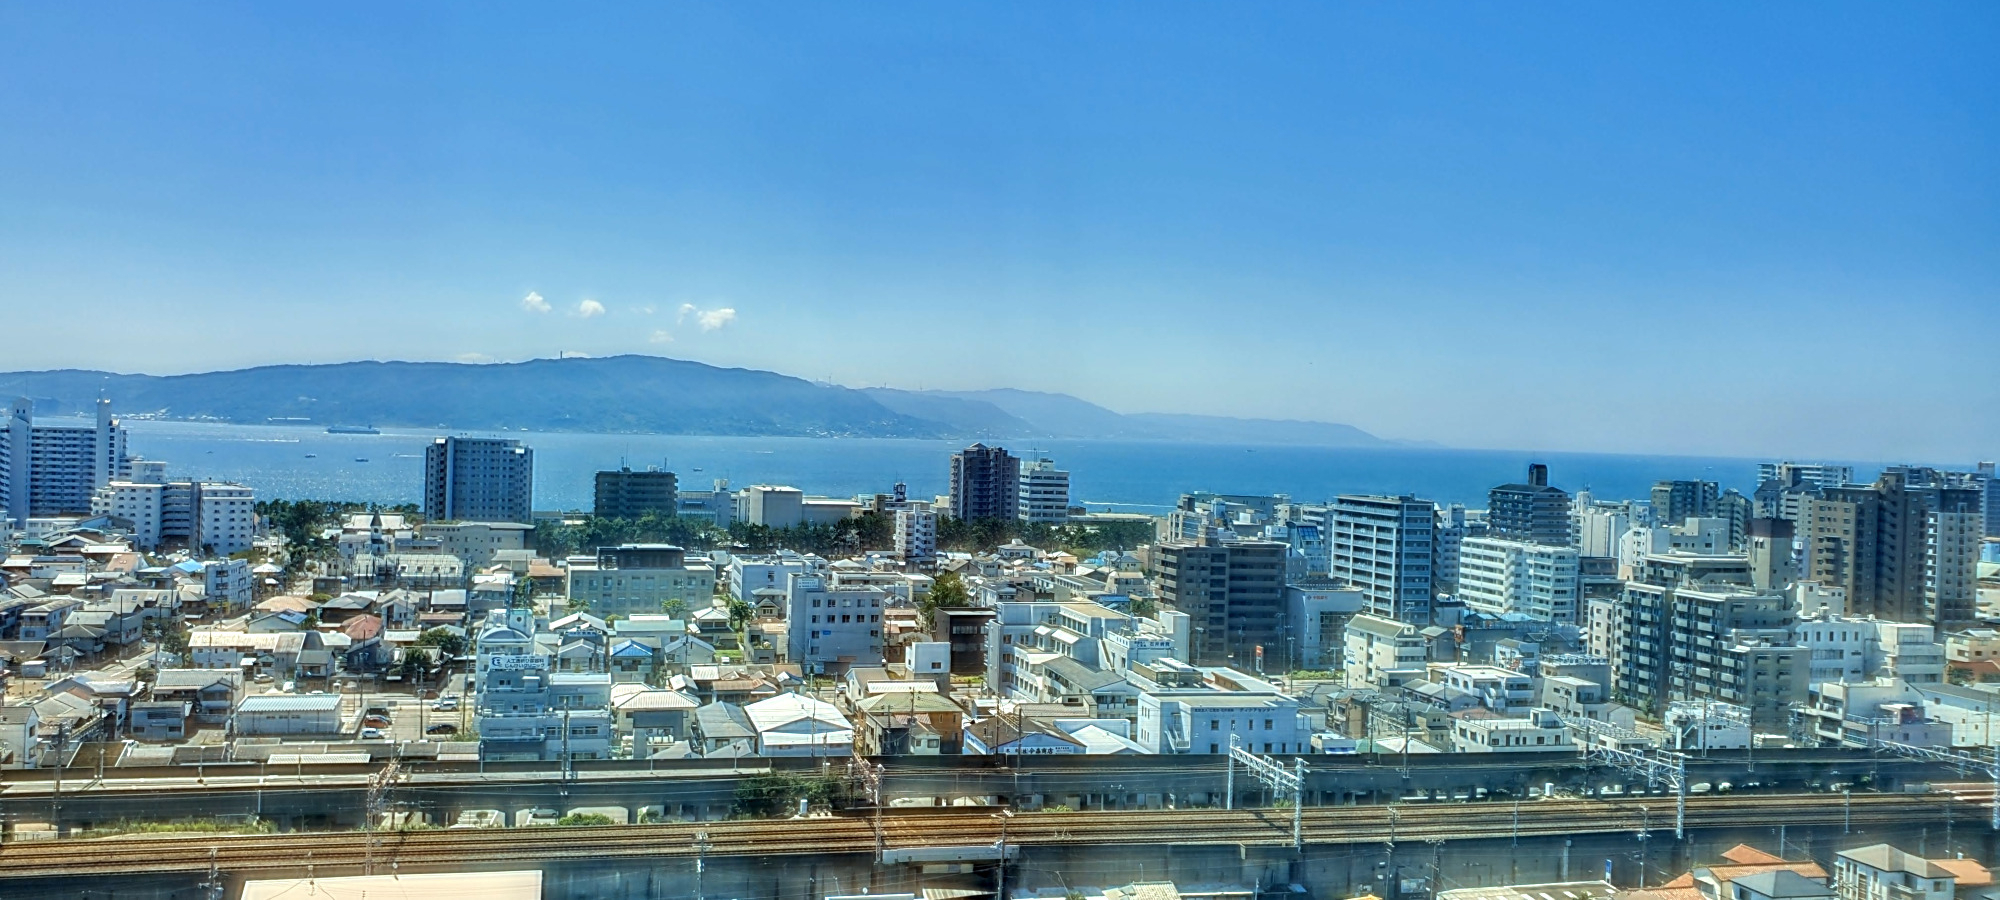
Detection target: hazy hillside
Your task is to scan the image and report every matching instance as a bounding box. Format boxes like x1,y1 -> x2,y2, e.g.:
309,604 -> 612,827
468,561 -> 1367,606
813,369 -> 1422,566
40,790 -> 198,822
0,356 -> 1392,446
0,356 -> 943,437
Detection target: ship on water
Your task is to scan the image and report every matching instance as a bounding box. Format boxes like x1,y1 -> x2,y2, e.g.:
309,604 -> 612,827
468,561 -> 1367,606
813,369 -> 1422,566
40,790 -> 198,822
325,424 -> 381,434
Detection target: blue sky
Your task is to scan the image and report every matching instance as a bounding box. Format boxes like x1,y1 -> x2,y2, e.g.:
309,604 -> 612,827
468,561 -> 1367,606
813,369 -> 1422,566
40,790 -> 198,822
2,3 -> 1995,461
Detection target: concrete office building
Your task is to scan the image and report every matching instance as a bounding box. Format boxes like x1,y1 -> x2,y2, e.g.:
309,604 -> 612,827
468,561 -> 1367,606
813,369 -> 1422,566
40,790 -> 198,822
786,573 -> 887,677
1017,457 -> 1071,524
1330,494 -> 1436,623
423,436 -> 533,524
2,396 -> 130,524
1803,467 -> 1983,630
422,521 -> 532,568
739,485 -> 805,527
564,544 -> 716,618
673,479 -> 736,527
1154,539 -> 1287,669
947,443 -> 1019,521
1457,537 -> 1580,622
1342,613 -> 1429,690
1285,580 -> 1366,669
1487,464 -> 1572,546
592,466 -> 678,519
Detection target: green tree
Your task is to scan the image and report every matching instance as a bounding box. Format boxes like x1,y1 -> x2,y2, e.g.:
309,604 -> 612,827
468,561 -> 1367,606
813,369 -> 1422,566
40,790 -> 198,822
916,570 -> 973,631
660,597 -> 692,619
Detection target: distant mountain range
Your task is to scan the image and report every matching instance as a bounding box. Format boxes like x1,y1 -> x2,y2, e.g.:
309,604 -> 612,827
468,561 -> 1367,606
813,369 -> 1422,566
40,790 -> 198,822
0,355 -> 1398,447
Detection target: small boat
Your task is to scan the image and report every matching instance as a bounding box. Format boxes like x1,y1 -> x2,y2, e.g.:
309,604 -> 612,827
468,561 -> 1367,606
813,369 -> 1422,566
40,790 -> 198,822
305,453 -> 318,459
355,457 -> 370,463
327,424 -> 381,435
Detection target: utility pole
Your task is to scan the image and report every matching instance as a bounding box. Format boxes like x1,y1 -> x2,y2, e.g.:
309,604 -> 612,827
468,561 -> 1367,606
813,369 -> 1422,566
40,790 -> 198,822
693,830 -> 711,900
364,755 -> 401,875
994,810 -> 1013,900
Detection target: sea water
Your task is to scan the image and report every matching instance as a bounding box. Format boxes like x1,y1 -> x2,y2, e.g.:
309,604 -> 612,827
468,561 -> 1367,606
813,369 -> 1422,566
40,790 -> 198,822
121,419 -> 1864,513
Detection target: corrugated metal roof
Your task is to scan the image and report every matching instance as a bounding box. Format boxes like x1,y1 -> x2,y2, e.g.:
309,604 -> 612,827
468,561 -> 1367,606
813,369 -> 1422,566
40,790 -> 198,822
236,694 -> 343,713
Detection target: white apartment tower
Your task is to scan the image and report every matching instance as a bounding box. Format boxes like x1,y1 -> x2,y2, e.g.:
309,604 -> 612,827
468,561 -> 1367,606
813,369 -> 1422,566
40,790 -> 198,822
1017,457 -> 1071,524
2,396 -> 130,525
1456,537 -> 1581,622
423,436 -> 534,524
895,502 -> 938,566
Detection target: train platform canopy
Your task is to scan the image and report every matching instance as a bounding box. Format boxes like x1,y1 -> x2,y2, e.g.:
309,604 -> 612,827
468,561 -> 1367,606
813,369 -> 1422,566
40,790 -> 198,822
240,870 -> 542,900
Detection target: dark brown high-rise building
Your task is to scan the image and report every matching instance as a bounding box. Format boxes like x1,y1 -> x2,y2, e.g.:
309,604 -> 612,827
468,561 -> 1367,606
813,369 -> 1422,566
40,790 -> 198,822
1487,463 -> 1572,546
1803,467 -> 1982,629
593,466 -> 678,520
947,443 -> 1019,521
1155,539 -> 1287,668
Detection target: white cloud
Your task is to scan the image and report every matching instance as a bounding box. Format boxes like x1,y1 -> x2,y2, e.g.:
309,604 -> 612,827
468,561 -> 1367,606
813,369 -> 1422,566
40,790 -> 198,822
696,307 -> 736,331
649,330 -> 675,344
676,302 -> 698,323
576,299 -> 606,318
456,352 -> 497,363
520,291 -> 550,313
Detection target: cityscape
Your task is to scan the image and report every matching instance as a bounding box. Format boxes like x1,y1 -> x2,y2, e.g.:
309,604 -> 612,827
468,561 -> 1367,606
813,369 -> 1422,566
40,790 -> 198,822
3,3 -> 1995,900
4,403 -> 2000,898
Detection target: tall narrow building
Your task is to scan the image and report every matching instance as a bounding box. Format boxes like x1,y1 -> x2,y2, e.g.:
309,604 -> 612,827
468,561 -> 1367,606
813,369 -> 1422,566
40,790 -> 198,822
1330,494 -> 1436,623
1487,463 -> 1572,546
947,443 -> 1019,521
1980,462 -> 1998,539
423,436 -> 534,524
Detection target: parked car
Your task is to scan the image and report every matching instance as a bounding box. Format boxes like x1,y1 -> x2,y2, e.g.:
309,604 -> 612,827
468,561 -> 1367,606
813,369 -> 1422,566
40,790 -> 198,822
432,696 -> 459,712
363,714 -> 392,727
360,727 -> 384,740
425,723 -> 458,736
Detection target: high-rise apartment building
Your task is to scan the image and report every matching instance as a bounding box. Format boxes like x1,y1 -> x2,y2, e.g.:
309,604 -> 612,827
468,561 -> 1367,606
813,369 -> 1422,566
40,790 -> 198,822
2,396 -> 130,524
947,443 -> 1019,521
1611,557 -> 1804,727
1802,467 -> 1982,630
1757,461 -> 1854,492
1154,539 -> 1287,667
894,502 -> 938,567
1330,494 -> 1436,622
1433,504 -> 1467,595
1487,463 -> 1572,546
592,466 -> 678,519
1651,479 -> 1719,527
423,436 -> 534,524
1456,537 -> 1580,622
1017,457 -> 1071,524
1980,462 -> 1998,539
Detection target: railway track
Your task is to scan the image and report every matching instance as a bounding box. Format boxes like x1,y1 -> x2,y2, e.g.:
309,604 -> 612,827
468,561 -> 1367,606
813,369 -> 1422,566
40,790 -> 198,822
0,791 -> 1984,880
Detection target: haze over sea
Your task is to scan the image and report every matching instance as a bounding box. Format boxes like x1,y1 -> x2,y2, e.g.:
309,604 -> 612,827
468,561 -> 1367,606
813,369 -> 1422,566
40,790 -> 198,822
116,421 -> 1897,514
